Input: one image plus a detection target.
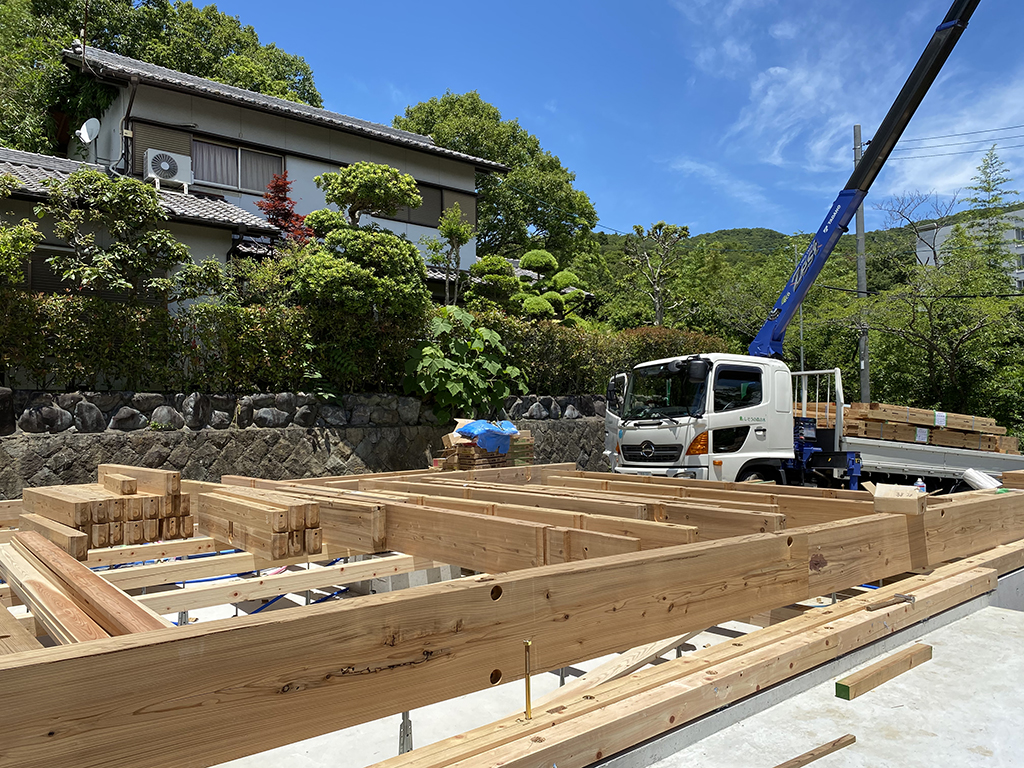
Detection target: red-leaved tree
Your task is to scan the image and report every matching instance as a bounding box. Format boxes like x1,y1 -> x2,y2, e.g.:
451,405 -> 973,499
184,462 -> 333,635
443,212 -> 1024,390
256,171 -> 312,243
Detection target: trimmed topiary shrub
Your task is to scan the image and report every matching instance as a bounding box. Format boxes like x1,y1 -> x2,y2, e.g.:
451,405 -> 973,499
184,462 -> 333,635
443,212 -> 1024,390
522,295 -> 556,319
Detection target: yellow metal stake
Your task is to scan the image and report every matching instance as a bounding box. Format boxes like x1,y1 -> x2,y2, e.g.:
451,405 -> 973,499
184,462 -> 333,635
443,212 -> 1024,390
524,639 -> 532,720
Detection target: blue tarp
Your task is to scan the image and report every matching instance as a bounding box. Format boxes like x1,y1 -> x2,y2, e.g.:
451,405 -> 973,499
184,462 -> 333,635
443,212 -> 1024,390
456,420 -> 519,455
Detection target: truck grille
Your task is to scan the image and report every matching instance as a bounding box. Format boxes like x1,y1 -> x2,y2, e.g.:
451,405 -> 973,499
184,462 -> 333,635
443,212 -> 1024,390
621,442 -> 683,463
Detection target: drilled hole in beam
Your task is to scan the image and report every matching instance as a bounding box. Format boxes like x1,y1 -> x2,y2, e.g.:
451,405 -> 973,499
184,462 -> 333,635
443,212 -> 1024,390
490,585 -> 503,601
490,669 -> 502,685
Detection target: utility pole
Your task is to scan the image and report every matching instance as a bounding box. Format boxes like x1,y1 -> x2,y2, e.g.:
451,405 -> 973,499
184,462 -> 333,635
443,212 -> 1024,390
854,124 -> 870,402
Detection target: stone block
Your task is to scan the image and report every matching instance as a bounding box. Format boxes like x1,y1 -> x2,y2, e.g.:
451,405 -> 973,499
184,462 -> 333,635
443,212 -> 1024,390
74,401 -> 107,433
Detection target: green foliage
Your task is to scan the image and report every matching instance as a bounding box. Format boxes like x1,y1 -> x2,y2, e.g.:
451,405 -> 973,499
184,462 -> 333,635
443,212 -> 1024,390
314,162 -> 422,227
475,311 -> 726,395
37,168 -> 190,298
465,255 -> 519,311
520,249 -> 558,276
176,303 -> 315,391
404,306 -> 527,423
540,290 -> 564,316
522,295 -> 555,319
963,146 -> 1020,266
20,295 -> 178,390
421,202 -> 474,305
0,175 -> 42,287
551,269 -> 581,291
861,225 -> 1019,414
394,91 -> 597,260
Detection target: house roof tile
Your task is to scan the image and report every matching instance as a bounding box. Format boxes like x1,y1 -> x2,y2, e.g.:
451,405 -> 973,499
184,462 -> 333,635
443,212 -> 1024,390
66,45 -> 508,174
0,145 -> 276,233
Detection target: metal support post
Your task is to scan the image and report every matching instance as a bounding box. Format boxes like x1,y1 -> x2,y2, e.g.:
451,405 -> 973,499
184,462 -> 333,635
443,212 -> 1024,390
398,711 -> 413,754
177,610 -> 188,626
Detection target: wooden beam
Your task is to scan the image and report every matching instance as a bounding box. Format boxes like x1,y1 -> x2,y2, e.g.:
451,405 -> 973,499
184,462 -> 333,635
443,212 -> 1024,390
135,554 -> 440,615
16,514 -> 89,561
85,537 -> 222,568
771,734 -> 856,768
11,532 -> 171,634
97,464 -> 179,496
0,605 -> 42,655
0,533 -> 806,768
99,549 -> 335,591
386,503 -> 547,572
544,527 -> 641,563
101,473 -> 138,496
835,644 -> 932,700
361,478 -> 651,519
802,514 -> 914,595
655,501 -> 787,539
580,515 -> 696,548
0,544 -> 108,644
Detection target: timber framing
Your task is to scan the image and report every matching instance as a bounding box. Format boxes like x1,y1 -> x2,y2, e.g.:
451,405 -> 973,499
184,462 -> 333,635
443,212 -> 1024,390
0,464 -> 1021,768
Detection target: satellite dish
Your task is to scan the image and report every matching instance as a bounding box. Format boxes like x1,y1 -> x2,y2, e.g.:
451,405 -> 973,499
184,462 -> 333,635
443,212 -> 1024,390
74,118 -> 101,145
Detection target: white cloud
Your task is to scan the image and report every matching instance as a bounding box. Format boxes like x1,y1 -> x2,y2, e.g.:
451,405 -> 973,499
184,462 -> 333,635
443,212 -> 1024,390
669,155 -> 781,214
768,21 -> 798,40
544,99 -> 558,114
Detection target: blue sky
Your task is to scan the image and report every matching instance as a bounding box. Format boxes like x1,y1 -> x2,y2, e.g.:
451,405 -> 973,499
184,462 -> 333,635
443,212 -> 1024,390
214,0 -> 1023,237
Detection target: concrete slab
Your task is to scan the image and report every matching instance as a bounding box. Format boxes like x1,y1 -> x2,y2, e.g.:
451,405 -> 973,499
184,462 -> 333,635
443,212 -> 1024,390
643,606 -> 1024,768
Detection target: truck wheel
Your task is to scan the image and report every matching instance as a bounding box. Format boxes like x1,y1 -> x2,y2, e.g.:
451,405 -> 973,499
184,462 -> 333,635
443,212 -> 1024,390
737,467 -> 777,483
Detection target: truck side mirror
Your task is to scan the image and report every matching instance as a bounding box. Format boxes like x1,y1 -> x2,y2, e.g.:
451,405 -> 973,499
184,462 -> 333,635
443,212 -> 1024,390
606,377 -> 619,408
688,359 -> 710,382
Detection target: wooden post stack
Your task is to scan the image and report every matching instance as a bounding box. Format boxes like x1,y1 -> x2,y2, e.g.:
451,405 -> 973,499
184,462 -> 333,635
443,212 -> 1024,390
19,465 -> 192,550
197,486 -> 323,560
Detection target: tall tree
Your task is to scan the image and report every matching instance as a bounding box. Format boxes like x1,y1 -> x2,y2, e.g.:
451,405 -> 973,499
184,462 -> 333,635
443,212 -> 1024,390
393,91 -> 597,261
622,222 -> 690,327
963,145 -> 1019,266
0,0 -> 322,155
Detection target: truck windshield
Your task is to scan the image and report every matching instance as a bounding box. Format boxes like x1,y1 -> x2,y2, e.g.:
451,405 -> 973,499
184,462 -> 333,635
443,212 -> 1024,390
622,363 -> 707,421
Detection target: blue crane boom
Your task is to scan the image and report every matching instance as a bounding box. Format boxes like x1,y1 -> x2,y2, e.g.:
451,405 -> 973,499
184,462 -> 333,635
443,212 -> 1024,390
748,0 -> 981,359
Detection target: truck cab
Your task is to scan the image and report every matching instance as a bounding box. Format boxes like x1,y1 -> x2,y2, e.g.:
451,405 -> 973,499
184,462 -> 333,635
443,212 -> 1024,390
605,353 -> 795,481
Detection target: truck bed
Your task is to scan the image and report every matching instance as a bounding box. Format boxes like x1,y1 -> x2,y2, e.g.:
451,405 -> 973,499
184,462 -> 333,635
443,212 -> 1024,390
841,436 -> 1024,480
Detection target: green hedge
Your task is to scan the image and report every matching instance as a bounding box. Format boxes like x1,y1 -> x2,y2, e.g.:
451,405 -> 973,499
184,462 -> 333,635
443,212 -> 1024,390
0,292 -> 724,396
475,312 -> 727,395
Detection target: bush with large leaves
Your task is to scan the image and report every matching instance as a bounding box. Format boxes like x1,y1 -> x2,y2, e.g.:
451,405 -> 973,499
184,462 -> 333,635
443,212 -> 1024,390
405,306 -> 527,423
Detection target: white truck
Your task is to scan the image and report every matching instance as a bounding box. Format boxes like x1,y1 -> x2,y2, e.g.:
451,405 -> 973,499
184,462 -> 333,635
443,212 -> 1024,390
603,0 -> 1023,490
604,355 -> 1024,490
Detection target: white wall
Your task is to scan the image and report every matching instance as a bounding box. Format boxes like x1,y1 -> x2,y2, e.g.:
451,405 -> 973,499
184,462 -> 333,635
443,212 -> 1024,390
101,85 -> 483,269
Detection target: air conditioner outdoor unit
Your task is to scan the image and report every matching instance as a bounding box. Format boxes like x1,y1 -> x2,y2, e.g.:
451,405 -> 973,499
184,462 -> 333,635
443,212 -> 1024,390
144,148 -> 192,191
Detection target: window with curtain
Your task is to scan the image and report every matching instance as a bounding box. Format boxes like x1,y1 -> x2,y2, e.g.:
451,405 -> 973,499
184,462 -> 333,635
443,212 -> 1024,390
240,149 -> 282,192
192,140 -> 238,187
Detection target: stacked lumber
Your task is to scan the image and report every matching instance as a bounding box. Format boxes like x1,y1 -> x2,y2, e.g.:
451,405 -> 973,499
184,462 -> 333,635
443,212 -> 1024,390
795,401 -> 1017,454
0,530 -> 171,645
793,401 -> 1017,453
197,486 -> 323,560
1002,470 -> 1024,489
19,465 -> 192,550
508,430 -> 534,466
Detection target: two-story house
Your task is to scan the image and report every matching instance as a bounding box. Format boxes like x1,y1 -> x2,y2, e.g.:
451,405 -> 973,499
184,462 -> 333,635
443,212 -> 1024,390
63,43 -> 504,273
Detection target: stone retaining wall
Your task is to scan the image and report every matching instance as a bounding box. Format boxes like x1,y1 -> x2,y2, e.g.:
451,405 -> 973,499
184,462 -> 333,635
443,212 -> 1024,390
0,417 -> 607,499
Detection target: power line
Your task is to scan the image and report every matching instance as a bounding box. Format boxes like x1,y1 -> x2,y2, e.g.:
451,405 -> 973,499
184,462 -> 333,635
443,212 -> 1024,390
891,133 -> 1024,152
900,123 -> 1024,142
889,142 -> 1024,160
